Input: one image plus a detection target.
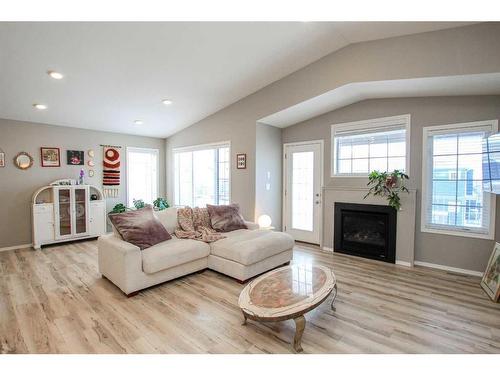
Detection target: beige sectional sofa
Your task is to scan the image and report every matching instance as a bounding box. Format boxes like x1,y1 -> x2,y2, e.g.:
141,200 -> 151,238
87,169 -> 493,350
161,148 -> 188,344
98,207 -> 294,296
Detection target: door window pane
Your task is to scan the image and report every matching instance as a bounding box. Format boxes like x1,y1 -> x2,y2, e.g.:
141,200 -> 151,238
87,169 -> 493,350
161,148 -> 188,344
292,151 -> 314,231
58,189 -> 71,236
75,188 -> 87,234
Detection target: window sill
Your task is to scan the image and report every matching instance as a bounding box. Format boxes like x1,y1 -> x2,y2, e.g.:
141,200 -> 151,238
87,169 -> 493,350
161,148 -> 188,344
421,226 -> 493,240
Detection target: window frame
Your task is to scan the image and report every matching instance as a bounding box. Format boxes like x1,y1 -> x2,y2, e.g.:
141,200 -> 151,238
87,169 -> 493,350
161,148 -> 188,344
421,120 -> 498,240
172,140 -> 231,207
331,114 -> 411,178
126,146 -> 160,207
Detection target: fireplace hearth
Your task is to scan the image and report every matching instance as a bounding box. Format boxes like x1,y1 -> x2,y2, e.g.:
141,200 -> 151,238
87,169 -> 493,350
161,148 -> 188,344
334,202 -> 396,263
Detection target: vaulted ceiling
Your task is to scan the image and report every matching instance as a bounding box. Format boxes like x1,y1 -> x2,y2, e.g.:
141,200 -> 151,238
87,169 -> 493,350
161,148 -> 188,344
0,22 -> 471,137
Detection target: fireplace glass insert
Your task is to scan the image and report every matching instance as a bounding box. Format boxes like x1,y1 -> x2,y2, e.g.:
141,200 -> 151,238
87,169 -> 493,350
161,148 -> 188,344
334,202 -> 396,263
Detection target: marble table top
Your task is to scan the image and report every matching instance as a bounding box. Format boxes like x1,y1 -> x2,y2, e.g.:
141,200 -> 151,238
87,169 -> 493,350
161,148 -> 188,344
238,264 -> 336,320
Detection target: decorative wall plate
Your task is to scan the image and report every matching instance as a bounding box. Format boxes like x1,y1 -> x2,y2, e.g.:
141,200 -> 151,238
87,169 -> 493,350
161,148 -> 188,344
88,149 -> 95,158
88,169 -> 94,177
88,160 -> 95,167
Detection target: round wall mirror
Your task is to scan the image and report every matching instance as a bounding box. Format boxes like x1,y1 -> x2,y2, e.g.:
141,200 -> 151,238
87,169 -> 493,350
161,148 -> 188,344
14,152 -> 34,170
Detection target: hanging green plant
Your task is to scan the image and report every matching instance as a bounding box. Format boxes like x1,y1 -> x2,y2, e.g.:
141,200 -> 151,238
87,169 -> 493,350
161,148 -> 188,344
364,170 -> 409,210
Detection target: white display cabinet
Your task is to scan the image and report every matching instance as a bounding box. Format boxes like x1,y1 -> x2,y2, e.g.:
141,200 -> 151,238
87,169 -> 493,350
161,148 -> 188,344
32,179 -> 106,249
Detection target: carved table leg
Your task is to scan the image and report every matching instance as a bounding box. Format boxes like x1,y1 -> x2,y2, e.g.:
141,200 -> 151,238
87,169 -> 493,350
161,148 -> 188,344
293,315 -> 306,353
330,284 -> 338,311
241,311 -> 247,326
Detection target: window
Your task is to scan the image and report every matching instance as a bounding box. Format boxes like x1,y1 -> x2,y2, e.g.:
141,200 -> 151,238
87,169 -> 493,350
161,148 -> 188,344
126,147 -> 159,207
173,142 -> 230,207
421,120 -> 497,239
332,115 -> 410,176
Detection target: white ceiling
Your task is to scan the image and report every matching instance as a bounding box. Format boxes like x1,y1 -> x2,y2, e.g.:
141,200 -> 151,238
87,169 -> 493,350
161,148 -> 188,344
258,73 -> 500,127
0,22 -> 472,138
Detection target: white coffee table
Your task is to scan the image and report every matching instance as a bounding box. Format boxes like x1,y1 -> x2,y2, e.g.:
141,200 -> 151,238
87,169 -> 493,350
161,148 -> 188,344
238,264 -> 337,352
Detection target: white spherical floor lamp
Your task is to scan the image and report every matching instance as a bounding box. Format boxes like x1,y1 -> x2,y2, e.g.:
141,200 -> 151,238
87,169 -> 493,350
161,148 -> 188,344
257,214 -> 272,229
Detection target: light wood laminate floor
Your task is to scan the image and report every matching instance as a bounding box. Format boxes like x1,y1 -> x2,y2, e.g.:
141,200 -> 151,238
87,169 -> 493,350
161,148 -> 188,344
1,240 -> 499,354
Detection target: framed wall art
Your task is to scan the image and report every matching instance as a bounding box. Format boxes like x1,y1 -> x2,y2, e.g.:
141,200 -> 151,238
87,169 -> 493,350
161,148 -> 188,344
237,153 -> 246,169
41,147 -> 61,167
0,149 -> 5,167
481,242 -> 500,302
67,150 -> 84,165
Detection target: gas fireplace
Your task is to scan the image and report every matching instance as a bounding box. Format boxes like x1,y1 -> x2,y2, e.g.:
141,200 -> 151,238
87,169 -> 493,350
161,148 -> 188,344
334,202 -> 396,263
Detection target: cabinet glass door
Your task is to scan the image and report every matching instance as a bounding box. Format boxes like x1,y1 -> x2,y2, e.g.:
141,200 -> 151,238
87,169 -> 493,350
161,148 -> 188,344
74,187 -> 88,235
58,188 -> 72,236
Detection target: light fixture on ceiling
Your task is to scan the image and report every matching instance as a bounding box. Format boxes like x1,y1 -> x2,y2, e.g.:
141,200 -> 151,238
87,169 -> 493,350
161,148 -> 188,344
162,99 -> 173,105
47,71 -> 64,80
33,103 -> 48,110
134,120 -> 144,125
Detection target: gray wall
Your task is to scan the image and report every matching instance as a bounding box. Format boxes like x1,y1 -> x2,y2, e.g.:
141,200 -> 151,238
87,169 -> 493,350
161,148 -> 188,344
282,95 -> 500,272
0,118 -> 166,248
255,123 -> 282,229
165,23 -> 500,223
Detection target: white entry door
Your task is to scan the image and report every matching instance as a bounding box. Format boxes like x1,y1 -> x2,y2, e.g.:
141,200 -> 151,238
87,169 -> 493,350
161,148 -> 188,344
284,141 -> 322,244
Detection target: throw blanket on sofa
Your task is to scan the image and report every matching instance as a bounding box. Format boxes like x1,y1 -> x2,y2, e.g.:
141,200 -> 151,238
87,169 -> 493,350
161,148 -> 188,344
175,207 -> 226,243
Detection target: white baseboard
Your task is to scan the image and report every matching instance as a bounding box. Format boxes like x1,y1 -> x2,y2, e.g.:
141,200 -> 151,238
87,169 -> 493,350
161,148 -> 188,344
414,260 -> 483,277
0,243 -> 33,252
322,247 -> 333,252
395,260 -> 412,267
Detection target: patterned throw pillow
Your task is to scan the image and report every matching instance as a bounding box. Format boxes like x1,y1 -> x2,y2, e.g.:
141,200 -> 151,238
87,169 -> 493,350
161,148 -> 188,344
108,206 -> 171,250
206,203 -> 248,232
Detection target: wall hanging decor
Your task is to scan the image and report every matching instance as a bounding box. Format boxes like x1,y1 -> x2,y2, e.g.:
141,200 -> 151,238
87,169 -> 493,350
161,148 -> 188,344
14,151 -> 34,170
481,242 -> 500,302
88,169 -> 94,177
237,153 -> 247,169
88,149 -> 95,158
67,150 -> 84,165
102,144 -> 121,198
40,147 -> 61,167
0,149 -> 5,167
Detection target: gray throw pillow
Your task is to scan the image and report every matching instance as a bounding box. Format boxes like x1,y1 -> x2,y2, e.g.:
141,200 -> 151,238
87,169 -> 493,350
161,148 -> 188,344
108,206 -> 171,250
206,203 -> 247,232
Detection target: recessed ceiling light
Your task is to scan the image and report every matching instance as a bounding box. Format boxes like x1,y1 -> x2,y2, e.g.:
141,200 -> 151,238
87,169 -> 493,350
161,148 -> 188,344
162,99 -> 173,105
48,71 -> 64,80
33,103 -> 48,110
134,120 -> 144,125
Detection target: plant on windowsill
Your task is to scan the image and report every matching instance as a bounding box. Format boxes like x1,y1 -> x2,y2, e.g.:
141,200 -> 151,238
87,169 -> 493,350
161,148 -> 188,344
110,203 -> 130,214
110,197 -> 170,215
363,170 -> 409,210
153,197 -> 170,211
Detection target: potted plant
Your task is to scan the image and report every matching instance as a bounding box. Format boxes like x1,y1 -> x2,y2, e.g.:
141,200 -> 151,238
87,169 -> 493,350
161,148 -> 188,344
364,170 -> 409,210
110,203 -> 130,214
153,197 -> 170,211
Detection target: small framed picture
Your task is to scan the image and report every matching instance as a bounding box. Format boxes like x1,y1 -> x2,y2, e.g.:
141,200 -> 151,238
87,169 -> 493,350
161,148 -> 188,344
67,150 -> 84,165
237,153 -> 246,169
0,149 -> 5,168
481,242 -> 500,302
41,147 -> 61,167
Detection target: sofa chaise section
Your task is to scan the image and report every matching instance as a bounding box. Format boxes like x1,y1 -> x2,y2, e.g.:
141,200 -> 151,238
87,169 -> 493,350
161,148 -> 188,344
208,229 -> 294,282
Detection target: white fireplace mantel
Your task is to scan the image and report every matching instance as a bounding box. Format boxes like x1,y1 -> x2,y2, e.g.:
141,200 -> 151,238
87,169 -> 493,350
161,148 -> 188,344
321,186 -> 417,266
